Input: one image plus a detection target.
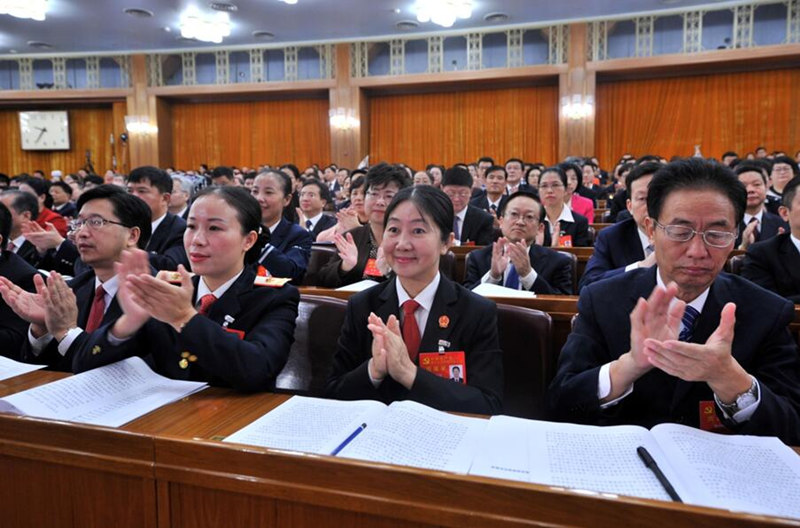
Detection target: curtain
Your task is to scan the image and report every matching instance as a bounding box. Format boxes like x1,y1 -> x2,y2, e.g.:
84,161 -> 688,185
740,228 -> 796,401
369,86 -> 559,169
171,98 -> 331,171
595,68 -> 800,168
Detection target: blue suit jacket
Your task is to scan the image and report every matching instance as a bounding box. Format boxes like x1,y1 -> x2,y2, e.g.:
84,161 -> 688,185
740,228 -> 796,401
73,266 -> 299,392
548,267 -> 800,445
463,243 -> 574,295
326,276 -> 503,414
579,218 -> 645,290
258,218 -> 312,282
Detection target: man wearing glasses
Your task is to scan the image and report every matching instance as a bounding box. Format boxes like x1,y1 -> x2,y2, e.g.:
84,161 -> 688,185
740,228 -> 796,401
464,191 -> 573,295
548,158 -> 800,445
0,185 -> 151,371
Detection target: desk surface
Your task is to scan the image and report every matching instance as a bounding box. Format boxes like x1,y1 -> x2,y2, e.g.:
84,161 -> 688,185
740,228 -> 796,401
1,370 -> 799,528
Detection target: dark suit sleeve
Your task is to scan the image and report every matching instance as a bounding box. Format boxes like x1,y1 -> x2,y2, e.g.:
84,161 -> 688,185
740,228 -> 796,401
406,299 -> 503,415
572,215 -> 593,247
472,211 -> 495,246
261,229 -> 312,281
463,249 -> 488,289
741,244 -> 780,295
579,230 -> 626,290
148,217 -> 190,271
531,252 -> 573,295
325,298 -> 381,401
316,228 -> 369,288
37,240 -> 80,275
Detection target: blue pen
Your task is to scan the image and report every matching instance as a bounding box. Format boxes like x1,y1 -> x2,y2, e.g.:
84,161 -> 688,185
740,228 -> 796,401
330,423 -> 367,456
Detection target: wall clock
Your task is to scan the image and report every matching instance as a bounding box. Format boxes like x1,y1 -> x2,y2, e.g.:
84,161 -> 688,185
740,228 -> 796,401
19,111 -> 70,151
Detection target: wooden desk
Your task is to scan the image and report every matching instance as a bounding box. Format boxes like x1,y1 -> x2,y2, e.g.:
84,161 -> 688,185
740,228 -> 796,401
2,371 -> 797,527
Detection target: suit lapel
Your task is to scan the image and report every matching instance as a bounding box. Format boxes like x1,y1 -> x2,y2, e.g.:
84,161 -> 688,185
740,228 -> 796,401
623,221 -> 645,263
146,215 -> 170,251
202,269 -> 253,324
376,277 -> 401,324
419,278 -> 458,353
270,219 -> 289,250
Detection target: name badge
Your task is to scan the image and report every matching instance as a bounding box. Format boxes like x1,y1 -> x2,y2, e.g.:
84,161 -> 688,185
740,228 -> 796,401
558,234 -> 573,248
698,401 -> 731,434
418,351 -> 466,384
363,258 -> 384,278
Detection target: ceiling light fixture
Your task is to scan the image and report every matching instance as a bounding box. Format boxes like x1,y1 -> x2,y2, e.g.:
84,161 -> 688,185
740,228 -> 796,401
179,6 -> 232,44
278,0 -> 298,4
0,0 -> 48,21
415,0 -> 471,28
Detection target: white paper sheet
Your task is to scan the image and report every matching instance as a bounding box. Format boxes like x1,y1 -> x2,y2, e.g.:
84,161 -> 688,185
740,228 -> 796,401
0,355 -> 45,381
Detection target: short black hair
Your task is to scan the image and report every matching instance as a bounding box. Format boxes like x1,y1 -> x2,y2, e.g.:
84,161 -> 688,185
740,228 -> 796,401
540,166 -> 567,188
365,162 -> 411,192
2,190 -> 39,221
647,158 -> 746,226
384,185 -> 454,244
636,155 -> 662,165
0,201 -> 11,256
626,162 -> 661,192
721,151 -> 738,159
301,179 -> 332,204
256,170 -> 292,197
76,185 -> 152,249
127,166 -> 173,195
350,175 -> 366,195
733,161 -> 768,185
211,166 -> 234,181
279,164 -> 301,181
0,173 -> 9,188
772,156 -> 800,179
477,157 -> 494,165
18,177 -> 53,209
505,158 -> 524,169
190,186 -> 267,265
502,190 -> 545,222
50,180 -> 73,196
782,177 -> 800,210
85,174 -> 104,186
485,165 -> 507,179
441,166 -> 472,188
558,162 -> 583,191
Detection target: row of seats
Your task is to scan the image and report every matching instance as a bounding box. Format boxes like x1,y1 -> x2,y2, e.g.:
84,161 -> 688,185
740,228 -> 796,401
276,295 -> 553,420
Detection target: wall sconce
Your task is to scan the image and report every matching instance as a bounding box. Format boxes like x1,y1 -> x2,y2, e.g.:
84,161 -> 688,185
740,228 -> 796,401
124,115 -> 158,135
561,95 -> 594,120
329,108 -> 359,131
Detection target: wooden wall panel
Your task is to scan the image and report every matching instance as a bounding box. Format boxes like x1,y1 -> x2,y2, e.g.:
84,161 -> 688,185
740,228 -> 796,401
170,99 -> 331,171
369,86 -> 559,169
595,68 -> 800,168
0,106 -> 116,177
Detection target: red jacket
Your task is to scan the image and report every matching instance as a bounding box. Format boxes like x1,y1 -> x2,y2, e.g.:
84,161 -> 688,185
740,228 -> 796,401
36,207 -> 68,237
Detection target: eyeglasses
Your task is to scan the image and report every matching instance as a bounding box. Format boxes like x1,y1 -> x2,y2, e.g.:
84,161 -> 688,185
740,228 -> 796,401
504,211 -> 540,224
69,216 -> 128,232
538,183 -> 564,191
653,220 -> 735,248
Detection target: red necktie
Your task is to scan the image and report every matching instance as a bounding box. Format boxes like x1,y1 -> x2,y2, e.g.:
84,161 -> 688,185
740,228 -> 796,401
197,294 -> 217,316
401,299 -> 421,361
85,285 -> 106,333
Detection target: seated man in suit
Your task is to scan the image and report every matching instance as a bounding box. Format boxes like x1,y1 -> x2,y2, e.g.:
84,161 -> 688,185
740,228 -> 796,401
734,161 -> 788,250
0,185 -> 152,371
442,166 -> 494,246
469,165 -> 509,224
579,162 -> 660,290
504,158 -> 527,195
127,166 -> 189,271
742,176 -> 800,303
548,158 -> 800,445
0,202 -> 40,360
538,166 -> 592,247
464,191 -> 573,295
0,190 -> 42,267
49,181 -> 77,218
297,179 -> 337,241
168,174 -> 195,220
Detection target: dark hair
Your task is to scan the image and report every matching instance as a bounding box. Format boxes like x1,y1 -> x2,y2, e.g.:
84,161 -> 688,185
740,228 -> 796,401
50,180 -> 73,196
477,156 -> 494,165
84,174 -> 104,186
190,186 -> 267,265
756,145 -> 767,152
350,175 -> 366,195
721,151 -> 738,159
625,162 -> 661,192
558,162 -> 583,192
733,161 -> 768,185
279,164 -> 301,181
772,156 -> 800,179
783,177 -> 800,209
485,165 -> 507,179
441,166 -> 472,188
211,166 -> 234,181
18,177 -> 53,209
502,190 -> 545,222
636,155 -> 662,165
301,179 -> 332,204
2,189 -> 39,221
540,166 -> 567,188
505,158 -> 524,169
76,185 -> 152,249
128,166 -> 172,195
0,173 -> 9,188
384,185 -> 454,244
365,162 -> 412,192
256,170 -> 292,197
647,158 -> 746,226
0,202 -> 11,256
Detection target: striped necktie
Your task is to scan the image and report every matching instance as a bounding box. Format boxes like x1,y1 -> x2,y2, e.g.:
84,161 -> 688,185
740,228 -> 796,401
678,305 -> 700,342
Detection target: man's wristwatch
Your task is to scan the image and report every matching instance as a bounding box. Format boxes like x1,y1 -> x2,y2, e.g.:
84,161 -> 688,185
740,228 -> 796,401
717,376 -> 758,416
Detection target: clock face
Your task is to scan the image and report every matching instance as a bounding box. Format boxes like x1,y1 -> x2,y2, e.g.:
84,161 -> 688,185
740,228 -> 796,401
19,111 -> 70,151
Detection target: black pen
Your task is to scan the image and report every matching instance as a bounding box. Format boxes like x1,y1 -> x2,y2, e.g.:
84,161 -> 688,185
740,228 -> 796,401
330,423 -> 367,456
637,446 -> 682,503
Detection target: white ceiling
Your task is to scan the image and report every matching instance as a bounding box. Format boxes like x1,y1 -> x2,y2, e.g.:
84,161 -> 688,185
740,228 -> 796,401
0,0 -> 756,56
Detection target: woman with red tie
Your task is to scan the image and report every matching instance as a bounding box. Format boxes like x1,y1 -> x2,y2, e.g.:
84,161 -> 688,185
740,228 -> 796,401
72,186 -> 299,391
326,185 -> 503,414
